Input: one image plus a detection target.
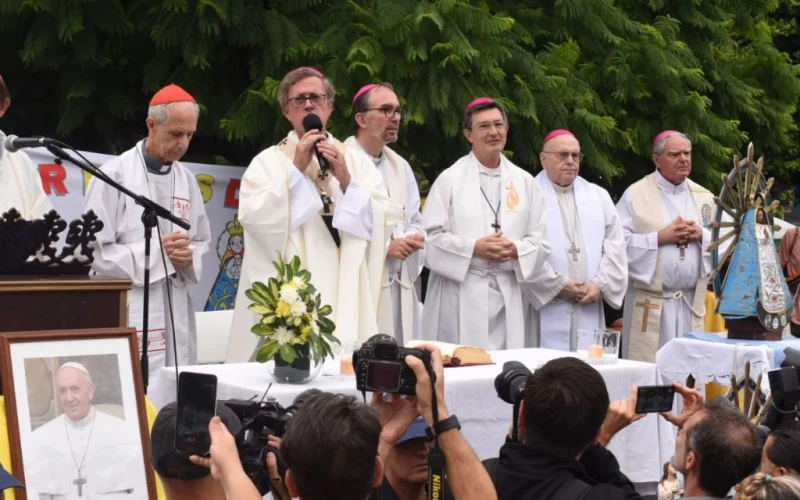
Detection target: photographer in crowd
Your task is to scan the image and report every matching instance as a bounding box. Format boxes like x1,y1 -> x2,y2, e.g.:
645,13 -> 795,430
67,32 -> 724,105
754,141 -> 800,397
266,343 -> 495,500
486,357 -> 643,499
760,421 -> 800,478
151,401 -> 251,500
660,383 -> 761,499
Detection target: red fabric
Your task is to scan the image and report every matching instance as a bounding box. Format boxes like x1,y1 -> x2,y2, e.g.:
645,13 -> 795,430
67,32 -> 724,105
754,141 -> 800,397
149,83 -> 196,106
464,97 -> 494,113
653,130 -> 680,148
542,129 -> 575,147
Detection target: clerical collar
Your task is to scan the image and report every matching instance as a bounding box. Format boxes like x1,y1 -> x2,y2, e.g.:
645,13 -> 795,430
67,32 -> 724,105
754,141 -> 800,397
354,138 -> 384,166
549,180 -> 574,194
65,406 -> 96,429
654,169 -> 688,194
478,163 -> 501,177
141,140 -> 173,175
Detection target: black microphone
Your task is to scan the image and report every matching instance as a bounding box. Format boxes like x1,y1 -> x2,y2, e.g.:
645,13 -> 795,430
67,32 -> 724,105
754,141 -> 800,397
494,361 -> 532,405
2,135 -> 55,153
301,113 -> 328,173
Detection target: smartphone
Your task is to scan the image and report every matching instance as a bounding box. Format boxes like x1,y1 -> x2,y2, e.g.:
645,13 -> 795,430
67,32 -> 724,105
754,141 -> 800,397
635,385 -> 676,414
175,372 -> 218,456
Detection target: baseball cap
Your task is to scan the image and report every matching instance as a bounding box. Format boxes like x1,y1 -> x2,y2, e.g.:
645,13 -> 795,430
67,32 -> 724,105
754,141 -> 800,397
0,463 -> 23,490
150,401 -> 242,480
397,417 -> 428,445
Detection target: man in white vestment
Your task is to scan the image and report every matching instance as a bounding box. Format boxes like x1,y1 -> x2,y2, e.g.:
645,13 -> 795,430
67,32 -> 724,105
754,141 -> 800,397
422,97 -> 549,350
84,84 -> 211,396
24,363 -> 145,499
616,130 -> 716,362
526,129 -> 627,351
0,75 -> 52,219
344,82 -> 425,345
225,67 -> 403,362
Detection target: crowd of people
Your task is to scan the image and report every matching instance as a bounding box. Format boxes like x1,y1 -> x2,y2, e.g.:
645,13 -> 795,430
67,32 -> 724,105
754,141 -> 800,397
1,64 -> 799,500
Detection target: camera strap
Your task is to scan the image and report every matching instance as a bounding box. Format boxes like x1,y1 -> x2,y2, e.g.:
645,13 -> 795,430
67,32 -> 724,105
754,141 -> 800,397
511,400 -> 521,442
427,363 -> 447,500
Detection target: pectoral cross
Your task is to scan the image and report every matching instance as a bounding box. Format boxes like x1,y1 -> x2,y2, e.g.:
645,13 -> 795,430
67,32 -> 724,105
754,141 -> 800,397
491,218 -> 501,232
634,298 -> 660,332
73,472 -> 87,497
321,191 -> 333,215
676,243 -> 688,260
568,243 -> 580,262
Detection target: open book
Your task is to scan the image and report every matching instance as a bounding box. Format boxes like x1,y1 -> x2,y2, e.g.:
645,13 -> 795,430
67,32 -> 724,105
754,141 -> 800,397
405,340 -> 493,367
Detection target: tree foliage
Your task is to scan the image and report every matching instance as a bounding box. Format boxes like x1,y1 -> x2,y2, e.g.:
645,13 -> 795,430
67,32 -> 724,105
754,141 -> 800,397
0,0 -> 798,196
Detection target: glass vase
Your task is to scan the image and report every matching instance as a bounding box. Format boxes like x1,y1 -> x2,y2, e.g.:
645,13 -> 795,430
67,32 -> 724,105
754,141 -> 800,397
267,343 -> 323,384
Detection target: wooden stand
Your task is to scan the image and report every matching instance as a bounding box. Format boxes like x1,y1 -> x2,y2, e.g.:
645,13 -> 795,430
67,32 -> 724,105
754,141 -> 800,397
0,275 -> 131,332
726,317 -> 782,341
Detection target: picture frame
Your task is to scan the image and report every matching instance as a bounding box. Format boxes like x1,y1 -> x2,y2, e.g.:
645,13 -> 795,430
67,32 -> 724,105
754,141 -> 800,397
0,327 -> 156,499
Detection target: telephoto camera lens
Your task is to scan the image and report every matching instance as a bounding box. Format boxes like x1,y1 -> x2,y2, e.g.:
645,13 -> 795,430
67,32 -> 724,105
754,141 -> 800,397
494,361 -> 532,405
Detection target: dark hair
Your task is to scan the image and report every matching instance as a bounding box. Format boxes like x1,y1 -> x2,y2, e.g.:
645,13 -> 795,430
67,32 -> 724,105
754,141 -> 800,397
521,357 -> 610,459
766,420 -> 800,474
685,397 -> 761,497
661,461 -> 672,482
150,402 -> 242,481
280,392 -> 381,500
350,82 -> 395,134
462,101 -> 508,130
0,76 -> 9,103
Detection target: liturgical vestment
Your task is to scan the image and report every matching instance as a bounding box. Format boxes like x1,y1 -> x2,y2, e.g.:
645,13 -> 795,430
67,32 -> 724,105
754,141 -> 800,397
344,136 -> 425,346
616,170 -> 715,362
84,140 -> 211,397
422,152 -> 549,350
526,172 -> 627,351
0,129 -> 52,219
226,132 -> 403,362
24,408 -> 145,499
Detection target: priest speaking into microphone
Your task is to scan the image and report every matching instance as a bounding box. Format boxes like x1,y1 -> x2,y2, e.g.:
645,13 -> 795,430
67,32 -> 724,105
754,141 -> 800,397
225,67 -> 403,362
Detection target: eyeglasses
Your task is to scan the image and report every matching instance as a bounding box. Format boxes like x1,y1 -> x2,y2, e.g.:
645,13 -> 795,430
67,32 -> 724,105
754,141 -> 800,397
288,93 -> 327,108
365,106 -> 407,120
542,151 -> 584,163
473,121 -> 506,133
665,149 -> 691,159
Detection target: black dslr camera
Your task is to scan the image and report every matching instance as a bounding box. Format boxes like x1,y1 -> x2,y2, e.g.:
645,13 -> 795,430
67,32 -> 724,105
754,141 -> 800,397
354,334 -> 430,395
225,397 -> 294,496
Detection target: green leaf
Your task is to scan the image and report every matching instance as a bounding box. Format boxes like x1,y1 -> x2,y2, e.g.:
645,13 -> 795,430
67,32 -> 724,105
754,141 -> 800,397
251,324 -> 273,336
256,341 -> 281,363
248,304 -> 273,315
279,344 -> 297,364
318,305 -> 333,316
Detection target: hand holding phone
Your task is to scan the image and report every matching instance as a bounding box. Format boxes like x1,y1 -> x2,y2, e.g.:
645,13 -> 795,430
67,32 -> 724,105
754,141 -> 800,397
175,372 -> 218,456
635,385 -> 676,414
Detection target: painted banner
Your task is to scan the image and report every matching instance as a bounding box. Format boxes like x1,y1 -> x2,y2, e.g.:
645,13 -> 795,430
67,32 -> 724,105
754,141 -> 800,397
25,148 -> 246,312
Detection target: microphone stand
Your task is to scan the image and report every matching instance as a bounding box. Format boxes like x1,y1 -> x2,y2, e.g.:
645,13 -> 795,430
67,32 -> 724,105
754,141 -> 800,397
45,142 -> 190,394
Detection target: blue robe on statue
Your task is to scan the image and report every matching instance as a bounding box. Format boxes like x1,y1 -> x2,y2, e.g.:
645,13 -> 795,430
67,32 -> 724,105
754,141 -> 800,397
718,209 -> 791,328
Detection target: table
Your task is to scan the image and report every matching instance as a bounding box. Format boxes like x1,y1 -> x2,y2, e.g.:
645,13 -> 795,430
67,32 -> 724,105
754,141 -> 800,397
152,348 -> 673,484
657,338 -> 774,393
683,332 -> 800,367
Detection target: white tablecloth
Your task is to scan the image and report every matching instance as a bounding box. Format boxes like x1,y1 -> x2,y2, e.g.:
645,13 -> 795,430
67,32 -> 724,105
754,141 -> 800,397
151,348 -> 673,483
656,338 -> 773,394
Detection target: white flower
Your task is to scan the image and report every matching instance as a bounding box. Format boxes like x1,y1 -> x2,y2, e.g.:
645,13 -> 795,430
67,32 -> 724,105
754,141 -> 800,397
311,310 -> 319,322
274,326 -> 295,346
290,300 -> 307,317
311,321 -> 320,334
279,284 -> 300,304
291,276 -> 307,289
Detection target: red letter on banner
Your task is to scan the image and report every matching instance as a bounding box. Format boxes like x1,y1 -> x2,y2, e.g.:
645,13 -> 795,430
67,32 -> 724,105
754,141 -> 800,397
224,179 -> 240,208
39,163 -> 68,195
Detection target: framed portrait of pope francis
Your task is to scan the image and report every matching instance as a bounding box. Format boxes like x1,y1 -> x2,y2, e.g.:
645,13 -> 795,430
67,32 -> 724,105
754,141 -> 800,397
0,327 -> 156,499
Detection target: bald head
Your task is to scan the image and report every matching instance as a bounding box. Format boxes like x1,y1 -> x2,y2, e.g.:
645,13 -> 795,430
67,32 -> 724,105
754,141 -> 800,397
56,365 -> 95,421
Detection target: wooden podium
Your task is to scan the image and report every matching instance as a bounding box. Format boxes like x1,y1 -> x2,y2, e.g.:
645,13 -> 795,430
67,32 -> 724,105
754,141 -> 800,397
0,275 -> 131,332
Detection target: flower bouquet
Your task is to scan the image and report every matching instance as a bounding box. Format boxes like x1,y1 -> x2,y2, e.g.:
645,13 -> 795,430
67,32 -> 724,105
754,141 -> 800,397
247,252 -> 339,383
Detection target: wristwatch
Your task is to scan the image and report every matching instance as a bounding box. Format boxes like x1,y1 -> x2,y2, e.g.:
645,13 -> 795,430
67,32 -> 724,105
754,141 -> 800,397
432,414 -> 461,436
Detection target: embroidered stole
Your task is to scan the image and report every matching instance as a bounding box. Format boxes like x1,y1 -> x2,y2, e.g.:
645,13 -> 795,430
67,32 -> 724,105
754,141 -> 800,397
628,173 -> 714,362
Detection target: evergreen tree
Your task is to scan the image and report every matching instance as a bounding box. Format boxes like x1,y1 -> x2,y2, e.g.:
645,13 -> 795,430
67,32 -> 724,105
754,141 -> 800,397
0,0 -> 797,196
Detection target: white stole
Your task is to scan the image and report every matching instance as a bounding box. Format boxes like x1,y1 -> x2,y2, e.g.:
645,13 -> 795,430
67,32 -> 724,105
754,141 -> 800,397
536,173 -> 605,350
451,153 -> 527,349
